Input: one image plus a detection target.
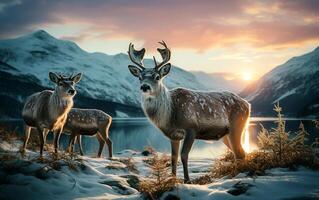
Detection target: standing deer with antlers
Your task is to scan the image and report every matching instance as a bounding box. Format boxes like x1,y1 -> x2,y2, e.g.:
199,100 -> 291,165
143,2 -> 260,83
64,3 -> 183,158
22,72 -> 82,156
127,41 -> 250,183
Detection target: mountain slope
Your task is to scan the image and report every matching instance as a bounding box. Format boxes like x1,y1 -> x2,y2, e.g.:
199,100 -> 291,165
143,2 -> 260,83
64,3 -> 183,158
241,47 -> 319,117
0,30 -> 206,118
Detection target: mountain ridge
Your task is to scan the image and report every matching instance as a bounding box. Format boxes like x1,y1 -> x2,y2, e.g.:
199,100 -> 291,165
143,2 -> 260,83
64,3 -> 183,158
0,30 -> 206,118
241,46 -> 319,117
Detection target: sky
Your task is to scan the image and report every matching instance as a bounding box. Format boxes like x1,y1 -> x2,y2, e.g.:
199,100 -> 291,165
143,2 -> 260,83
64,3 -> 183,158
0,0 -> 319,80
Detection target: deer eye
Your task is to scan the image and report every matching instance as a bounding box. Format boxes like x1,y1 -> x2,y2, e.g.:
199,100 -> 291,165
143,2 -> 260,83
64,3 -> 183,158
58,82 -> 64,86
154,74 -> 160,81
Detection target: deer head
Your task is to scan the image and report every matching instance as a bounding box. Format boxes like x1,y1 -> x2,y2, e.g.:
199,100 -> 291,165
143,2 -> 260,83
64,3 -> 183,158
49,72 -> 82,98
128,41 -> 171,96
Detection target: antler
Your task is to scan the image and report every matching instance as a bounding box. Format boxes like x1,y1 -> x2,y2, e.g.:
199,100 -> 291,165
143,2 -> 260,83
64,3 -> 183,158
154,40 -> 171,71
69,73 -> 74,80
128,43 -> 145,70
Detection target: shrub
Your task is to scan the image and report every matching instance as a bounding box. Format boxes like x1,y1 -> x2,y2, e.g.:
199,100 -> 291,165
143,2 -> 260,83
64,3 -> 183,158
139,154 -> 178,199
198,103 -> 319,182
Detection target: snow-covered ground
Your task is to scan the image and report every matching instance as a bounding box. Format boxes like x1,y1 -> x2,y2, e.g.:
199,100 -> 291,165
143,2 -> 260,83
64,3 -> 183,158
1,140 -> 319,200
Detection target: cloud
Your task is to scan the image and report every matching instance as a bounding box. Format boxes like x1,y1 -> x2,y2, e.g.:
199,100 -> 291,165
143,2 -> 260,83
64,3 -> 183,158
60,34 -> 90,43
0,0 -> 63,38
0,0 -> 318,51
277,0 -> 319,16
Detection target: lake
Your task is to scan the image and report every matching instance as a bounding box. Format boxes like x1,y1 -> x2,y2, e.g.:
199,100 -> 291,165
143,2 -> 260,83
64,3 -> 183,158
1,117 -> 318,158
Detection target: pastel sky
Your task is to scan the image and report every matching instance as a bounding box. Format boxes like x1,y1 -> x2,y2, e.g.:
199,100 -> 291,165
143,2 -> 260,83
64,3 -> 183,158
1,0 -> 319,80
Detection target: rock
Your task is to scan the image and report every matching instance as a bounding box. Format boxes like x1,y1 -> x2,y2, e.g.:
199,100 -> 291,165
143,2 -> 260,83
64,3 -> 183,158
121,174 -> 140,190
99,179 -> 136,195
227,181 -> 253,196
164,194 -> 181,200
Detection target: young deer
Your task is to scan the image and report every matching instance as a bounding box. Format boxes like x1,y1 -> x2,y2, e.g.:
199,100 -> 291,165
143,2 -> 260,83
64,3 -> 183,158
63,108 -> 113,158
22,72 -> 82,156
127,41 -> 250,183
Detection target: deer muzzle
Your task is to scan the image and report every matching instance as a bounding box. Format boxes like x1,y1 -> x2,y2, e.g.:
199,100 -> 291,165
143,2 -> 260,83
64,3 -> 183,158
140,84 -> 151,93
68,89 -> 76,96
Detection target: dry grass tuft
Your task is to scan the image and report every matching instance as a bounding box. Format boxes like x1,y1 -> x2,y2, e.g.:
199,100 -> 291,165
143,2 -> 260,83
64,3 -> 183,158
191,174 -> 214,185
0,125 -> 21,143
211,151 -> 273,178
117,157 -> 139,174
312,120 -> 319,148
0,125 -> 83,172
139,153 -> 178,200
143,153 -> 170,167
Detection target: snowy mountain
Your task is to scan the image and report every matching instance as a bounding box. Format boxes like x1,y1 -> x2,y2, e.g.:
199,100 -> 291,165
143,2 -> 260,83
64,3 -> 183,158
241,47 -> 319,117
191,71 -> 248,93
0,30 -> 206,118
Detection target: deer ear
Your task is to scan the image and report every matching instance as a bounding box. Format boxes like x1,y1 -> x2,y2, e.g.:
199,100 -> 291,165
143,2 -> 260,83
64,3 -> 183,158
128,65 -> 141,77
71,73 -> 82,83
49,72 -> 59,83
159,63 -> 171,77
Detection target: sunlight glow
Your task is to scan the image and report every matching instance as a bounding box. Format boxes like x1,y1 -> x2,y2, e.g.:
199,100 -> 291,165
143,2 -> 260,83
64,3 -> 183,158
242,129 -> 251,153
241,119 -> 256,154
241,72 -> 253,81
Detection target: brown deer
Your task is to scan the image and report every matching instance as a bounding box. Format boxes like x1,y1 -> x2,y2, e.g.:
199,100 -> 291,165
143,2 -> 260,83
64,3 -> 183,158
127,41 -> 250,183
63,108 -> 113,158
22,72 -> 82,156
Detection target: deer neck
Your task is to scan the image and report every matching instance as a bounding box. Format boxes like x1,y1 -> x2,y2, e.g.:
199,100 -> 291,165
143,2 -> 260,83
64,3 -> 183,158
49,90 -> 73,120
142,83 -> 172,129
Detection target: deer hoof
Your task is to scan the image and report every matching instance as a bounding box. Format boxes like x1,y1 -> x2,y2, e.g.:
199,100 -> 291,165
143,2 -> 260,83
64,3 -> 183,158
184,179 -> 191,184
19,148 -> 26,154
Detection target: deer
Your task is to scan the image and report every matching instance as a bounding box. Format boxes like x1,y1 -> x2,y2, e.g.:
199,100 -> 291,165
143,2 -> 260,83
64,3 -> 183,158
127,41 -> 250,183
21,72 -> 82,157
63,108 -> 113,158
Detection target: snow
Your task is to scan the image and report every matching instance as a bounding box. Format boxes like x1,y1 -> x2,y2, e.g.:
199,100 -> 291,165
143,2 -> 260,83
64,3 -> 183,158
164,168 -> 319,200
272,88 -> 297,103
115,110 -> 130,118
1,140 -> 319,200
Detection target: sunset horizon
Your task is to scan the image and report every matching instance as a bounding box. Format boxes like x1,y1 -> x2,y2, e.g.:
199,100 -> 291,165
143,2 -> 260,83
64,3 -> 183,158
1,0 -> 319,80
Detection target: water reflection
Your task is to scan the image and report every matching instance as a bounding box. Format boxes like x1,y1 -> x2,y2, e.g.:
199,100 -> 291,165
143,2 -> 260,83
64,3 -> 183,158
1,118 -> 318,159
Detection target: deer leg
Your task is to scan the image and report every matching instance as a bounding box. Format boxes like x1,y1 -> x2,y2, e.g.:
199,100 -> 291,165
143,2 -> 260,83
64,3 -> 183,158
77,135 -> 84,156
22,125 -> 32,151
171,140 -> 180,176
229,118 -> 248,160
181,129 -> 196,183
98,126 -> 113,158
222,135 -> 232,151
43,129 -> 49,151
71,135 -> 78,153
105,137 -> 113,158
53,129 -> 62,154
36,127 -> 45,157
67,133 -> 75,153
96,133 -> 105,158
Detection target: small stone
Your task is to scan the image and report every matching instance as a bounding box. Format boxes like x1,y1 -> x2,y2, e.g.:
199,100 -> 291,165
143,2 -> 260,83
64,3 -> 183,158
227,181 -> 253,196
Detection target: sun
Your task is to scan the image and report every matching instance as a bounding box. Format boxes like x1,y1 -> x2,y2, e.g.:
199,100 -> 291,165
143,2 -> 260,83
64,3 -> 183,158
241,72 -> 253,81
